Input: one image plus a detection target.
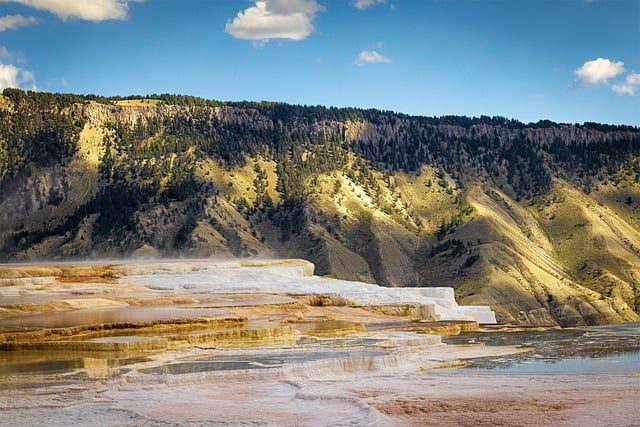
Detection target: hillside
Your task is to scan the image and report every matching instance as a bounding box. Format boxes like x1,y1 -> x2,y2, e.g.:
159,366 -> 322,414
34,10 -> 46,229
1,89 -> 639,327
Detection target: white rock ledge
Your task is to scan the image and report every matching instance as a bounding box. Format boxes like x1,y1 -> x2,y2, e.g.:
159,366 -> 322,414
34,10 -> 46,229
123,259 -> 497,324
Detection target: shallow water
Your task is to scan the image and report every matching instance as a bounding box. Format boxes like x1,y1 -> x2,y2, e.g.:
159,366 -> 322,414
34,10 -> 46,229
0,321 -> 394,377
441,321 -> 640,374
140,350 -> 389,375
462,352 -> 640,374
3,321 -> 639,381
0,354 -> 149,377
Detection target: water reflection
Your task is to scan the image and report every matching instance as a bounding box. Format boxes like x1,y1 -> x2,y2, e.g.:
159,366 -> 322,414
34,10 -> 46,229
441,321 -> 640,374
448,352 -> 640,374
3,321 -> 639,381
140,350 -> 389,375
0,352 -> 150,379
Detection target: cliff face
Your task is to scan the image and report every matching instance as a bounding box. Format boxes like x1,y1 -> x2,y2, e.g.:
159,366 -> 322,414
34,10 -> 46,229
1,90 -> 639,327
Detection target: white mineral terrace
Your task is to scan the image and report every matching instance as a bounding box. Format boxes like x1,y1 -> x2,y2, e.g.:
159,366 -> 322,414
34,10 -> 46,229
122,259 -> 497,324
1,260 -> 638,426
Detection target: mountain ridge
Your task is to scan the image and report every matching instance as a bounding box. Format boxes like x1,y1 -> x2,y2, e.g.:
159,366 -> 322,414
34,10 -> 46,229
1,89 -> 639,327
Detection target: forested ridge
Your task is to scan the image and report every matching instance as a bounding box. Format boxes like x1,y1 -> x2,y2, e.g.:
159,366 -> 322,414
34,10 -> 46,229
1,88 -> 640,327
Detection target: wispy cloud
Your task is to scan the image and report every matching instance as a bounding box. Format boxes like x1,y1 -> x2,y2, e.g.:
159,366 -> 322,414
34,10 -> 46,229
225,0 -> 324,43
0,14 -> 38,31
612,72 -> 640,96
0,61 -> 36,91
0,46 -> 26,63
0,0 -> 143,22
574,57 -> 625,85
48,77 -> 67,87
354,0 -> 385,10
354,50 -> 391,66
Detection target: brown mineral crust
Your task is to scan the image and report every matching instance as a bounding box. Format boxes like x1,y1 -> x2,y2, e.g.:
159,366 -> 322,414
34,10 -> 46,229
357,372 -> 640,427
372,396 -> 573,426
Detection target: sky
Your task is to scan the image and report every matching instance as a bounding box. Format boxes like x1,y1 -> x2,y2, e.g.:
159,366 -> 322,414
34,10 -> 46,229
0,0 -> 638,126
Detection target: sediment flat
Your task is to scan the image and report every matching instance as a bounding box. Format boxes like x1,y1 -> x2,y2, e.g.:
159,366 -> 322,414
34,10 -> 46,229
0,345 -> 637,427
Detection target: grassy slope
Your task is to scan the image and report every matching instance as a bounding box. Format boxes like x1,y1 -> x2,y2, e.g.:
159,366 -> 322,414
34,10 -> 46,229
2,99 -> 639,326
451,183 -> 640,326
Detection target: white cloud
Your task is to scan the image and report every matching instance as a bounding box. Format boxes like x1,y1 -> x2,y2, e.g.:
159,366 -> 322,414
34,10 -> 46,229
0,61 -> 36,90
225,0 -> 323,42
574,58 -> 640,97
354,50 -> 391,66
612,72 -> 640,96
0,14 -> 38,31
354,0 -> 385,10
574,57 -> 625,85
0,0 -> 142,22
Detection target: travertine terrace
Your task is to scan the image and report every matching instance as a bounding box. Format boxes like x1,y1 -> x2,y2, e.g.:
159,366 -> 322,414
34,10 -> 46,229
1,259 -> 638,426
0,258 -> 494,352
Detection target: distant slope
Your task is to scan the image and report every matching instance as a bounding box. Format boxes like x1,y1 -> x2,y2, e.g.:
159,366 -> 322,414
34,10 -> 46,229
1,89 -> 639,326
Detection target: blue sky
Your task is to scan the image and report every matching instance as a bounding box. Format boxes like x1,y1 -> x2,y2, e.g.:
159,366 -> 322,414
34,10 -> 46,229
0,0 -> 638,125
